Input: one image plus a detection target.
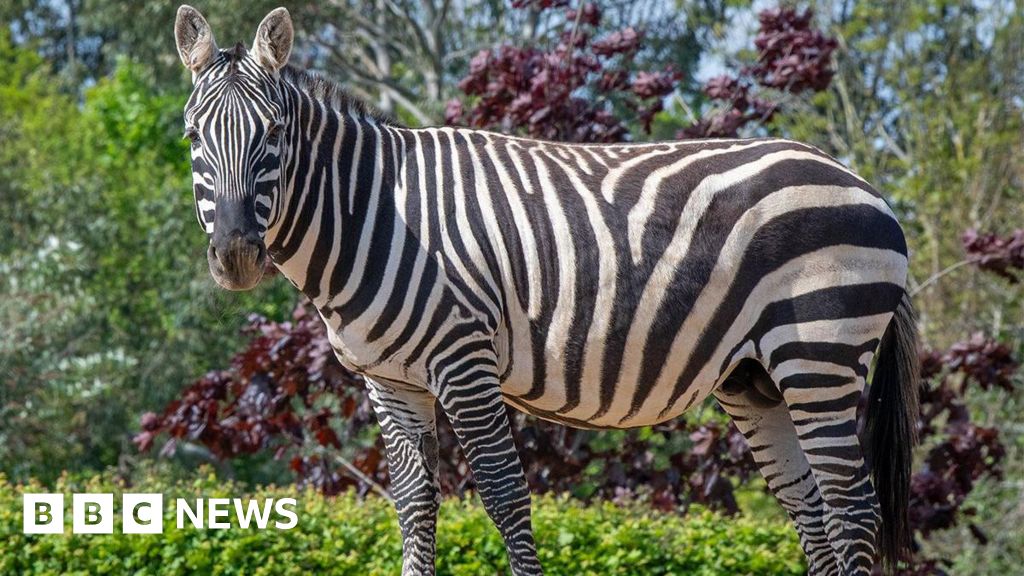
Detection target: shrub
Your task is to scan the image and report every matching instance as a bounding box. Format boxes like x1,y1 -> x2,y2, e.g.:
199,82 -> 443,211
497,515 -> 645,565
0,470 -> 804,575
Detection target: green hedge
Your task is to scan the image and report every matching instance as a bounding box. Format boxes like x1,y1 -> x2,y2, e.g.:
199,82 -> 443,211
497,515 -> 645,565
0,471 -> 804,575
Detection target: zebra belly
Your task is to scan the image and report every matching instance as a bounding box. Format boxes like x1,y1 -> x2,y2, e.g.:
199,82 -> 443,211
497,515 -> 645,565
496,338 -> 729,430
501,381 -> 719,430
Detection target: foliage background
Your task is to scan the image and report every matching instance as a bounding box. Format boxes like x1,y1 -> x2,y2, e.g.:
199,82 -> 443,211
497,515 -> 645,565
0,470 -> 806,575
0,1 -> 1021,574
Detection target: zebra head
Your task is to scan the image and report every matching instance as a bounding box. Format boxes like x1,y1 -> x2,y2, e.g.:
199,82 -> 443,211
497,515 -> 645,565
174,5 -> 293,291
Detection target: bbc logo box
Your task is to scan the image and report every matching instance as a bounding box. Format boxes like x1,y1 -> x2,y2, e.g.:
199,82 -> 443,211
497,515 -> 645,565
23,493 -> 164,534
22,493 -> 296,534
22,494 -> 64,534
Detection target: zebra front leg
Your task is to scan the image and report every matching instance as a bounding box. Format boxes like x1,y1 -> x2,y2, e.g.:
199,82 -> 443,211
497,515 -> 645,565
366,379 -> 441,576
437,365 -> 543,576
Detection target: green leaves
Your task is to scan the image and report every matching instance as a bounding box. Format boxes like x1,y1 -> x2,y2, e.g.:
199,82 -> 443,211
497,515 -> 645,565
0,471 -> 803,575
0,36 -> 296,484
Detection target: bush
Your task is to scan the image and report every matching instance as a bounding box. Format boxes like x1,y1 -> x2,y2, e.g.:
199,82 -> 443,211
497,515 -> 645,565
0,470 -> 804,575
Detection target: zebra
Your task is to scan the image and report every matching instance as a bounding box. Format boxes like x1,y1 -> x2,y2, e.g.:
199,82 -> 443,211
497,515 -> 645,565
174,6 -> 919,575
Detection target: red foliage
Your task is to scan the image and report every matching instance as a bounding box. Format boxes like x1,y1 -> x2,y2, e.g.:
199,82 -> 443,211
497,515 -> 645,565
445,3 -> 678,142
910,422 -> 1004,537
922,332 -> 1019,394
751,7 -> 838,92
567,3 -> 601,27
962,229 -> 1024,283
134,306 -> 385,497
590,27 -> 640,57
680,7 -> 836,138
447,5 -> 835,140
908,334 -> 1016,544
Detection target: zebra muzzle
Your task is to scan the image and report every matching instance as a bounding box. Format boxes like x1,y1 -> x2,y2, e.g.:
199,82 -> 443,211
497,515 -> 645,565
207,233 -> 266,291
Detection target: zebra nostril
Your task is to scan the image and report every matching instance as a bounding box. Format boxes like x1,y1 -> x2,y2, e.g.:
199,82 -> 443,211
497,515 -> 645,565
209,243 -> 230,270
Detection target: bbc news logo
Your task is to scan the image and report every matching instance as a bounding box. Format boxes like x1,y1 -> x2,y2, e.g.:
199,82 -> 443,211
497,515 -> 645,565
23,493 -> 298,534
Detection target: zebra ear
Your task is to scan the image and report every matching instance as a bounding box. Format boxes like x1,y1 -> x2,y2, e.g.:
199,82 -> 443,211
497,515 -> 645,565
252,7 -> 293,72
175,5 -> 218,74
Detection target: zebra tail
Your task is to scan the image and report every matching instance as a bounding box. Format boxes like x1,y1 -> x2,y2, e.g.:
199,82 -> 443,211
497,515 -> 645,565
866,292 -> 920,573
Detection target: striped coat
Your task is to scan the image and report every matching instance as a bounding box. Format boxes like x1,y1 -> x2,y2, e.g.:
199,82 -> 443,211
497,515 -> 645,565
271,126 -> 907,429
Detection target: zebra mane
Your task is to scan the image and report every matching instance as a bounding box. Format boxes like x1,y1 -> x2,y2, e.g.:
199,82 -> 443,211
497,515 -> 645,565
279,65 -> 398,127
216,43 -> 396,126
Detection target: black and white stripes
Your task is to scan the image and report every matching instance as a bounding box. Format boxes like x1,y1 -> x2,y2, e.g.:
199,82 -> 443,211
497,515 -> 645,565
174,6 -> 920,575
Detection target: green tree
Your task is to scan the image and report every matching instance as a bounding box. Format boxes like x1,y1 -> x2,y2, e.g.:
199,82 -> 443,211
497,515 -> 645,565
0,34 -> 295,481
778,0 -> 1024,345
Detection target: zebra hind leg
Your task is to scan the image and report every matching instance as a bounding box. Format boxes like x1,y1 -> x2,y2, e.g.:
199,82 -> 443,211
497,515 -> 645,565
366,380 -> 442,576
715,360 -> 841,575
771,348 -> 881,575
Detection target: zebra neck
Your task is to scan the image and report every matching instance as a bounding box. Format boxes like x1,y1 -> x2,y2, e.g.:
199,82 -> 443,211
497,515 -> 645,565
266,86 -> 405,316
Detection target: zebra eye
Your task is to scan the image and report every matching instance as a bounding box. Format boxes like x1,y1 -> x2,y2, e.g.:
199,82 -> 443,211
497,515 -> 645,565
184,127 -> 200,146
266,122 -> 283,144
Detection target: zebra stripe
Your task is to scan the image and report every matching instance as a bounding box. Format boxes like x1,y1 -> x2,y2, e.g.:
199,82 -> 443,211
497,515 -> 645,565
177,8 -> 918,574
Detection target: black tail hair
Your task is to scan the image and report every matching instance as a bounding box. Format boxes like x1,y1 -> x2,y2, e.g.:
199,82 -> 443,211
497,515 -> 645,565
865,293 -> 920,573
